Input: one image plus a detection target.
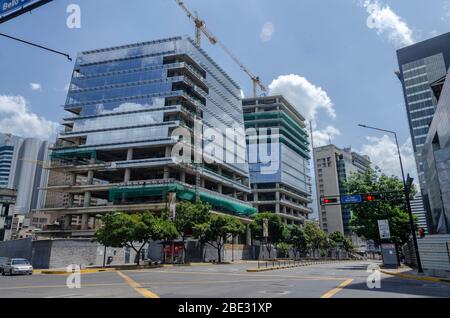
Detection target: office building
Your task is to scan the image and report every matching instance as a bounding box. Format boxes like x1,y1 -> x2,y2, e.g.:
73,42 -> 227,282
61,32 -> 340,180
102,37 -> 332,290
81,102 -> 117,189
314,145 -> 371,235
396,32 -> 450,196
410,194 -> 429,234
40,36 -> 255,237
0,134 -> 49,215
422,67 -> 450,234
0,188 -> 16,241
243,96 -> 312,225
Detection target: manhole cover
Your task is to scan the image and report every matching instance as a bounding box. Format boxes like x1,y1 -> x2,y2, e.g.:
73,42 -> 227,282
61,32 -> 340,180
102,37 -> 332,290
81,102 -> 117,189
260,290 -> 291,295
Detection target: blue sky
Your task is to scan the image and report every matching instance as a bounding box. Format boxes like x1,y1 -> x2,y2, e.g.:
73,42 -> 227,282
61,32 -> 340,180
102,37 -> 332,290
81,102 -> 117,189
1,0 -> 449,187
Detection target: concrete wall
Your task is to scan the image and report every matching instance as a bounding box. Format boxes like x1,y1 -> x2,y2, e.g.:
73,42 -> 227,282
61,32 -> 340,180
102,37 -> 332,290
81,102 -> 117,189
0,238 -> 32,260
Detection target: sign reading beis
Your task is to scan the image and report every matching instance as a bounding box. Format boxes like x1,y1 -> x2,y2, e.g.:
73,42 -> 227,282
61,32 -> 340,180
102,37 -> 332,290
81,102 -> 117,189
1,0 -> 51,22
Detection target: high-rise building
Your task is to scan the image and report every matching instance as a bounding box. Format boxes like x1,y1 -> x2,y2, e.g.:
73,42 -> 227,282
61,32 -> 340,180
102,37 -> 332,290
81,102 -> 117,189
0,134 -> 49,215
422,67 -> 450,234
40,36 -> 255,237
410,194 -> 429,234
314,145 -> 371,235
242,96 -> 312,225
0,144 -> 14,187
396,32 -> 450,192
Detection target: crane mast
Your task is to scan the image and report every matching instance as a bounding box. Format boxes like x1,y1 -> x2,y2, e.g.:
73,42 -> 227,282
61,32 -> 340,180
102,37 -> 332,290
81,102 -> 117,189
174,0 -> 267,97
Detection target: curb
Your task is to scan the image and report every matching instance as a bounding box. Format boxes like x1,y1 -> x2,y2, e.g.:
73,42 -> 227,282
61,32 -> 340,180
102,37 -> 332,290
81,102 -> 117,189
380,270 -> 450,284
34,268 -> 116,275
246,260 -> 354,273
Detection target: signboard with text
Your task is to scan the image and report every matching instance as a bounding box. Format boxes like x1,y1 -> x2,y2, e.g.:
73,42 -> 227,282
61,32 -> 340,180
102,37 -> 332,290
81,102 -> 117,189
378,220 -> 391,240
0,0 -> 52,23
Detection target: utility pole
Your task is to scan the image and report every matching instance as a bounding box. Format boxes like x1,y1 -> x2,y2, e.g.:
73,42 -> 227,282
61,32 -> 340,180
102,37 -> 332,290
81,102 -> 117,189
358,124 -> 423,273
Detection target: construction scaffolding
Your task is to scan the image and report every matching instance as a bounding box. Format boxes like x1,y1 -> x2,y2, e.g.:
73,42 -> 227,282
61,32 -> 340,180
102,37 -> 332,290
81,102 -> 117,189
108,183 -> 257,217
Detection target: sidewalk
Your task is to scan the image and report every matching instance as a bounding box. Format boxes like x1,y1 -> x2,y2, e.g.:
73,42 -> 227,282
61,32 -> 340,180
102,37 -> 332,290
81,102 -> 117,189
381,266 -> 450,284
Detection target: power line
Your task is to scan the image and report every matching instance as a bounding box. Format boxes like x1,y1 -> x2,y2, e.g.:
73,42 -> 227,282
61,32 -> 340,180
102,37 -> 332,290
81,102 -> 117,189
0,32 -> 72,61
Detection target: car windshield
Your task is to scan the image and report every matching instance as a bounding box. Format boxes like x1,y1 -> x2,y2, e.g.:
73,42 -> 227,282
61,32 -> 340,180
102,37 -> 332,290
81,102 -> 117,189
12,260 -> 30,266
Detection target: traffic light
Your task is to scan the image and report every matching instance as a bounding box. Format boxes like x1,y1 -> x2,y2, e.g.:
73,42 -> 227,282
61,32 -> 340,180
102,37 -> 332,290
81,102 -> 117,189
322,197 -> 339,205
363,194 -> 381,202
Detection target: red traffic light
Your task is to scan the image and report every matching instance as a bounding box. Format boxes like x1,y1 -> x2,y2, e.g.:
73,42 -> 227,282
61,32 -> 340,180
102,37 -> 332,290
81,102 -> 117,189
322,197 -> 338,205
363,194 -> 381,202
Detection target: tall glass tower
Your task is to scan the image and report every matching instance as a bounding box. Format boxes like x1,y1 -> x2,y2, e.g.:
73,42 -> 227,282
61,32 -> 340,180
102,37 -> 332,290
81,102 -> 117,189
41,36 -> 255,236
396,32 -> 450,189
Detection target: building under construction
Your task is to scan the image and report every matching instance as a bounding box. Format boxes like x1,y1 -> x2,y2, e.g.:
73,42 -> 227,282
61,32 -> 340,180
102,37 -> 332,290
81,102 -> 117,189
39,36 -> 256,237
243,96 -> 313,225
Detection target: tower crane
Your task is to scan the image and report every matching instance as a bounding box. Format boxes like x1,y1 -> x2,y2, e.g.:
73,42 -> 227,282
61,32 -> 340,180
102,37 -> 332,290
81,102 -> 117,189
174,0 -> 268,97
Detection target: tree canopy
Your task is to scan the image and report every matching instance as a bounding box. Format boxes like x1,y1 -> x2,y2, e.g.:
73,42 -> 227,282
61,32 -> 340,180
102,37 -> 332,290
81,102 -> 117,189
346,168 -> 416,246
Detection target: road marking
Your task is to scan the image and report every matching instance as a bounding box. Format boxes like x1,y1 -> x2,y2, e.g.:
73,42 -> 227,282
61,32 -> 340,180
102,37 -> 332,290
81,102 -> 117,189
0,283 -> 126,291
116,271 -> 160,299
320,279 -> 354,299
132,269 -> 346,281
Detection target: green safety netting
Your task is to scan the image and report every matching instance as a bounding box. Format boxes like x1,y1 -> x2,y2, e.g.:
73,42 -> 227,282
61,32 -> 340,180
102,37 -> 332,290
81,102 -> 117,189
51,149 -> 97,161
108,183 -> 257,217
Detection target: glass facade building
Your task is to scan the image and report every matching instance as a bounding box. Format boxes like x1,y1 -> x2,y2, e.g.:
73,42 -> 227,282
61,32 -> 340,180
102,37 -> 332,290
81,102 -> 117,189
41,36 -> 255,236
396,32 -> 450,192
0,145 -> 13,188
422,68 -> 450,234
243,96 -> 312,225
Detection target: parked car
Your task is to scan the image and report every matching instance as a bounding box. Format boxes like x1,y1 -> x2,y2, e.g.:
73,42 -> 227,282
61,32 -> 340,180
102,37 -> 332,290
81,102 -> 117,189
1,258 -> 33,276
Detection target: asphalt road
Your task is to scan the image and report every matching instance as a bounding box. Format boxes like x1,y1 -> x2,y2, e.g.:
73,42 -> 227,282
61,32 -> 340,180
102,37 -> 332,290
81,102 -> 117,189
0,261 -> 449,298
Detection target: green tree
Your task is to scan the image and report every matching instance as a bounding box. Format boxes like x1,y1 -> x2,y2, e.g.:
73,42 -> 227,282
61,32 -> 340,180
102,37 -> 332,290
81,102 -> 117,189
95,212 -> 160,265
346,168 -> 416,246
250,212 -> 287,259
285,225 -> 308,259
275,242 -> 292,258
303,222 -> 327,258
194,214 -> 245,263
152,216 -> 179,263
174,201 -> 211,263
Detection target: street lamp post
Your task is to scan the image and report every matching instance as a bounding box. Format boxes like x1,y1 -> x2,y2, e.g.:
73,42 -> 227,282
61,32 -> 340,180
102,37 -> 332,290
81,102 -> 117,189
358,124 -> 423,273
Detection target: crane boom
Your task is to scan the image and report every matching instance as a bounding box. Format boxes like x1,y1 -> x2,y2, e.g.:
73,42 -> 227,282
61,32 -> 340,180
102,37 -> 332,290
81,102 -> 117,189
174,0 -> 267,97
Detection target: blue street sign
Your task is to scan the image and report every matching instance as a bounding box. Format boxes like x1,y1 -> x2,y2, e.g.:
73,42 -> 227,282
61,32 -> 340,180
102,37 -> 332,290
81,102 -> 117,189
341,195 -> 362,204
1,0 -> 35,16
1,0 -> 51,23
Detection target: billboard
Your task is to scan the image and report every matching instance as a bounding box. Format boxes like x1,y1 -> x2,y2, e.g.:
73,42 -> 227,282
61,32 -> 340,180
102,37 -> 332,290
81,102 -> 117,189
0,0 -> 53,24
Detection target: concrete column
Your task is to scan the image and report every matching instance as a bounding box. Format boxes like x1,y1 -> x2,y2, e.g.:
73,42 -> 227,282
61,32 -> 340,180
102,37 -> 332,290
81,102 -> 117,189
201,178 -> 205,188
233,190 -> 238,199
84,191 -> 91,208
124,148 -> 134,183
87,170 -> 94,185
68,194 -> 74,208
81,214 -> 89,231
275,203 -> 280,214
246,225 -> 252,246
180,171 -> 186,183
124,169 -> 131,183
164,167 -> 170,180
64,215 -> 72,230
217,183 -> 223,194
127,148 -> 134,161
243,193 -> 248,201
165,146 -> 172,158
69,173 -> 76,186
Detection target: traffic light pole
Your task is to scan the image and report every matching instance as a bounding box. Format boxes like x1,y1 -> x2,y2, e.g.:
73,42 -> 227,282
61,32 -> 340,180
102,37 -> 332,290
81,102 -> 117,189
359,124 -> 423,273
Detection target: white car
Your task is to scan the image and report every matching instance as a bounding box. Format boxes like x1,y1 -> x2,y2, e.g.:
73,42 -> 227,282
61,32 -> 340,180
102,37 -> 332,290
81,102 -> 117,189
1,259 -> 33,276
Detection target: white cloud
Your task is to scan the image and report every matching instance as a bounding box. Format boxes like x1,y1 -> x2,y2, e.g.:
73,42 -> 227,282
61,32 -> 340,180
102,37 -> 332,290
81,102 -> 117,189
260,22 -> 275,42
29,83 -> 43,92
313,126 -> 341,147
362,0 -> 415,47
358,135 -> 418,182
269,74 -> 335,121
0,95 -> 58,140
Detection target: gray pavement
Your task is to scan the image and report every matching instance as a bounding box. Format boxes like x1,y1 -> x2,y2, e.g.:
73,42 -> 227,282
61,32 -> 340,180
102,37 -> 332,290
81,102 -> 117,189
0,261 -> 449,298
